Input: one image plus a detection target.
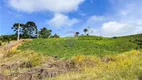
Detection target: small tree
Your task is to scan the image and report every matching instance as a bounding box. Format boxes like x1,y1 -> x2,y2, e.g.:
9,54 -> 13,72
50,34 -> 60,38
39,27 -> 52,38
75,32 -> 79,36
87,34 -> 89,36
84,28 -> 88,35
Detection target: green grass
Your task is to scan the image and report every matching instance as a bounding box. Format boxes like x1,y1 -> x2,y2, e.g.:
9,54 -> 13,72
18,34 -> 142,58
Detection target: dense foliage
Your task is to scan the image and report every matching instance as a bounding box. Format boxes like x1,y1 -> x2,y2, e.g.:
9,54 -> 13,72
50,34 -> 60,38
18,34 -> 142,58
0,35 -> 17,42
39,27 -> 52,38
12,21 -> 38,38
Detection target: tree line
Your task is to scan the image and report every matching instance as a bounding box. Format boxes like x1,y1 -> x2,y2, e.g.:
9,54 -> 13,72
12,21 -> 60,39
12,21 -> 90,39
0,21 -> 90,43
0,21 -> 60,43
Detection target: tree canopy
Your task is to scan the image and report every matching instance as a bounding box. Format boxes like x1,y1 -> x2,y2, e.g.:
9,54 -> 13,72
39,27 -> 52,38
12,21 -> 38,39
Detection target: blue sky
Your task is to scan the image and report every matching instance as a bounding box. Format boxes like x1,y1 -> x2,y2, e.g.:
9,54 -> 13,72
0,0 -> 142,37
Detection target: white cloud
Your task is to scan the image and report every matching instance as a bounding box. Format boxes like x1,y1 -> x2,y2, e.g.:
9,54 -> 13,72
48,13 -> 80,28
84,0 -> 142,37
8,0 -> 84,29
87,16 -> 105,23
8,0 -> 84,13
100,21 -> 138,37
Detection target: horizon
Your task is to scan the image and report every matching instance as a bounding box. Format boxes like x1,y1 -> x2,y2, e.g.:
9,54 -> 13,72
0,0 -> 142,37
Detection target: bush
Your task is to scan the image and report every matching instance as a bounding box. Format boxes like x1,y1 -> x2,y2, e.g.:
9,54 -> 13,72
133,39 -> 142,48
1,35 -> 17,42
0,40 -> 2,46
112,37 -> 117,39
50,34 -> 60,38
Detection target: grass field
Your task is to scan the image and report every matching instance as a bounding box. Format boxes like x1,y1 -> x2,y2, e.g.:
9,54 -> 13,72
18,34 -> 142,58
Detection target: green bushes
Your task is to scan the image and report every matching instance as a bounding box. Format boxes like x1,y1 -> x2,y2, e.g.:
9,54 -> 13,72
78,36 -> 103,40
0,35 -> 17,42
50,34 -> 60,38
133,39 -> 142,48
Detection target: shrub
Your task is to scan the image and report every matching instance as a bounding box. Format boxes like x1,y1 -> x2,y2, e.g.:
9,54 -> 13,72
50,34 -> 60,38
1,35 -> 17,42
0,40 -> 2,46
112,37 -> 117,39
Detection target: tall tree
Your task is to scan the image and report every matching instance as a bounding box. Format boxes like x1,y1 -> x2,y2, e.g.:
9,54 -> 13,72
12,23 -> 25,40
25,21 -> 38,38
12,23 -> 25,34
12,21 -> 38,39
39,27 -> 52,38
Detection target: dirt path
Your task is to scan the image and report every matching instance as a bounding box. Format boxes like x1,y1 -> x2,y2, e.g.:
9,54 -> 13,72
0,40 -> 23,59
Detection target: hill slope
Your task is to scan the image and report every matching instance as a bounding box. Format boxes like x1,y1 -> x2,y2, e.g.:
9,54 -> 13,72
0,34 -> 142,80
18,34 -> 142,58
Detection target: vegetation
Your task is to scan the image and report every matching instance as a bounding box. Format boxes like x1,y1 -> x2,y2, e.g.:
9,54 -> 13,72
1,49 -> 141,80
11,21 -> 60,39
1,21 -> 142,80
18,34 -> 142,59
83,28 -> 88,35
1,34 -> 142,80
0,40 -> 2,46
0,35 -> 17,42
12,21 -> 38,39
49,50 -> 142,80
75,32 -> 80,36
38,27 -> 52,38
50,34 -> 60,38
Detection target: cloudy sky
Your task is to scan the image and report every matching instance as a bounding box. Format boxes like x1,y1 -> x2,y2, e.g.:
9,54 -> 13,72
0,0 -> 142,37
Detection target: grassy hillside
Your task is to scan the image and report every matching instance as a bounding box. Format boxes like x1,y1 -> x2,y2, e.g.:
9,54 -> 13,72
1,34 -> 142,80
18,34 -> 142,58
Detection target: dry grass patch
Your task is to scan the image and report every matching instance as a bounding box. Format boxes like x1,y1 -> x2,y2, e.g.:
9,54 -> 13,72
49,50 -> 142,80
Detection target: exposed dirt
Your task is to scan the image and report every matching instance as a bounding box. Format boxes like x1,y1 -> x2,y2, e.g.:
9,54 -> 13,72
0,59 -> 80,80
0,40 -> 23,59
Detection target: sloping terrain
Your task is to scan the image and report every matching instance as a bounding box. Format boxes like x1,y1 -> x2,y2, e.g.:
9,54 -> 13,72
18,34 -> 142,58
0,34 -> 142,80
